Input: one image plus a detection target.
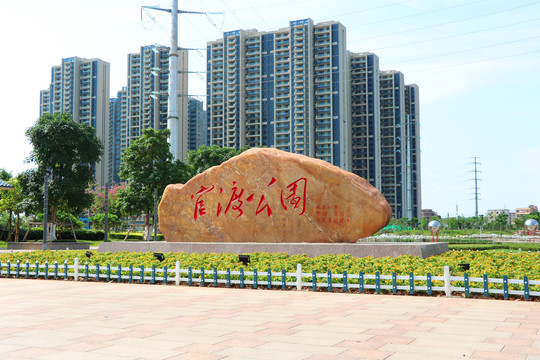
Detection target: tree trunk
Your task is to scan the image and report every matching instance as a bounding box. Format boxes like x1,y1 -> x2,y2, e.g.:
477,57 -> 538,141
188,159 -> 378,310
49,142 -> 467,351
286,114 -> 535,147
15,213 -> 20,242
7,210 -> 13,241
65,203 -> 77,241
47,207 -> 58,241
123,215 -> 137,241
143,210 -> 151,241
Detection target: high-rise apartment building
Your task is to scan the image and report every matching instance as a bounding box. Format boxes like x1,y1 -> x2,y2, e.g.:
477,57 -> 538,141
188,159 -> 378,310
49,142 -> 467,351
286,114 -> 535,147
405,84 -> 421,218
207,19 -> 350,169
108,45 -> 189,182
206,19 -> 422,219
188,98 -> 206,151
123,45 -> 188,155
379,70 -> 406,218
350,52 -> 381,189
109,88 -> 126,183
40,56 -> 110,186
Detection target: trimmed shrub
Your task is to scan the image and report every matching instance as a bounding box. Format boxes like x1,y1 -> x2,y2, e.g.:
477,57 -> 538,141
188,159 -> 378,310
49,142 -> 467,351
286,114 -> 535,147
11,228 -> 105,241
109,232 -> 165,241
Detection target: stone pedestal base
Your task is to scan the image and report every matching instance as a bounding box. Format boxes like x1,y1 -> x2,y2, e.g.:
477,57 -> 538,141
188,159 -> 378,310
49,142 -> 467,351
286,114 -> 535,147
98,241 -> 448,259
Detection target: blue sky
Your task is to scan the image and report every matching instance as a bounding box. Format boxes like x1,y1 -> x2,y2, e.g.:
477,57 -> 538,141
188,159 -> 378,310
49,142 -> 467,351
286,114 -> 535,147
1,0 -> 539,218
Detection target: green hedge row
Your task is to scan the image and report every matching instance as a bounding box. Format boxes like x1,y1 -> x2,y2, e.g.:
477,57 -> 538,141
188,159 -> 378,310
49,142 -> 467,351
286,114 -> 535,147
0,228 -> 104,241
449,243 -> 540,251
0,229 -> 170,242
379,238 -> 493,244
108,233 -> 165,241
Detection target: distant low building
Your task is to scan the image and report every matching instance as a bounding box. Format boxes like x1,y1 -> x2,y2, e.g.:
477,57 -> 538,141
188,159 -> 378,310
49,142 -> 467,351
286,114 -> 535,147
487,209 -> 511,224
516,205 -> 538,217
421,209 -> 438,220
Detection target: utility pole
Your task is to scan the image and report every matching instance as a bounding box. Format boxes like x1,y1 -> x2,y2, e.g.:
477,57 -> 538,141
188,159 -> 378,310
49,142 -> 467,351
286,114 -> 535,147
141,2 -> 220,161
406,114 -> 413,220
169,0 -> 179,161
470,157 -> 481,217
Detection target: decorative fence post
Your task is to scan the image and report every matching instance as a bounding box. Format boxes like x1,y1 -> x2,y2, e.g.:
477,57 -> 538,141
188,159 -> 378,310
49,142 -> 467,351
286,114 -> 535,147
444,266 -> 451,297
163,266 -> 168,284
74,258 -> 79,281
296,264 -> 302,291
175,261 -> 181,286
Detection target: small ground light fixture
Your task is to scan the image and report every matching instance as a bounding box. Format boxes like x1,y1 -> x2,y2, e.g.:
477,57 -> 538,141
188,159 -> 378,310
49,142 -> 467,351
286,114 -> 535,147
459,263 -> 470,271
85,251 -> 92,258
153,252 -> 165,262
239,254 -> 250,266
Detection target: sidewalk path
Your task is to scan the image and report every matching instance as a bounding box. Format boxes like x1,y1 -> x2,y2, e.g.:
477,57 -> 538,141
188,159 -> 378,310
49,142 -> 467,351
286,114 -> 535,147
0,279 -> 538,359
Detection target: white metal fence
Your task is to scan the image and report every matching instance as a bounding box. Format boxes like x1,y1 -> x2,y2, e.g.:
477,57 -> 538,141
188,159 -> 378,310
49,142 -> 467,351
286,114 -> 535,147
1,258 -> 538,300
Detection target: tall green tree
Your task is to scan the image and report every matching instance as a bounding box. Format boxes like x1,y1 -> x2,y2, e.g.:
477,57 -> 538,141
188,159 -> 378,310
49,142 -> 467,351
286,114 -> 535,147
0,178 -> 24,241
494,213 -> 509,233
526,211 -> 540,222
185,145 -> 248,175
514,217 -> 525,231
0,169 -> 11,181
118,128 -> 191,240
24,112 -> 103,239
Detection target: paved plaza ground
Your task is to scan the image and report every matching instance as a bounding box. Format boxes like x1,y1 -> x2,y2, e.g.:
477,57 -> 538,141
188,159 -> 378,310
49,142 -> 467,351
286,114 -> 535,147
0,278 -> 538,359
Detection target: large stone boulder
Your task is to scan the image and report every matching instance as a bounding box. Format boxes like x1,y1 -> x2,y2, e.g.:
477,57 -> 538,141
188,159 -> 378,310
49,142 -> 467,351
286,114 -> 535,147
159,148 -> 391,243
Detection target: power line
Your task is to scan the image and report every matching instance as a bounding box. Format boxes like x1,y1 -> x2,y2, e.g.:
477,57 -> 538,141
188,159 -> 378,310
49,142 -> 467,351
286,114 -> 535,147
386,35 -> 540,66
372,17 -> 540,51
350,2 -> 540,43
346,0 -> 486,29
406,48 -> 540,74
316,0 -> 413,22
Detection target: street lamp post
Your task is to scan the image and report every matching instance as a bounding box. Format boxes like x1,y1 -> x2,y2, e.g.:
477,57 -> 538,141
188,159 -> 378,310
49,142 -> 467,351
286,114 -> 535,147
42,172 -> 50,250
153,188 -> 158,241
104,182 -> 109,242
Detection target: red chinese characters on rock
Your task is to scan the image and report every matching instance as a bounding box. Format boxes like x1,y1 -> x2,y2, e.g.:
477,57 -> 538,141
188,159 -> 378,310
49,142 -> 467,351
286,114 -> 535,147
190,177 -> 308,220
280,177 -> 307,215
222,182 -> 245,218
191,185 -> 214,220
315,204 -> 347,224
